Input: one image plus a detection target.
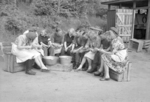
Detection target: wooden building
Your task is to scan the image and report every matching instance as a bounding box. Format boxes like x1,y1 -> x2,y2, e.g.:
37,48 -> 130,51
101,0 -> 150,40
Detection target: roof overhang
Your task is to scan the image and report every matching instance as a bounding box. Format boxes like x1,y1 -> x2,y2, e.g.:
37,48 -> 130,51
101,0 -> 148,8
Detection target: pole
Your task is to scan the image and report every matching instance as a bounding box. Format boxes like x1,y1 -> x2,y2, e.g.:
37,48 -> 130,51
146,0 -> 150,39
131,1 -> 136,39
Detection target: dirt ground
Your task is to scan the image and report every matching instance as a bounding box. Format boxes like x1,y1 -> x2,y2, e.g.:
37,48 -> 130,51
0,51 -> 150,102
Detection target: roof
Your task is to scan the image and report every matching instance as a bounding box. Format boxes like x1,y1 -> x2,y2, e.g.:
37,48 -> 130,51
101,0 -> 148,8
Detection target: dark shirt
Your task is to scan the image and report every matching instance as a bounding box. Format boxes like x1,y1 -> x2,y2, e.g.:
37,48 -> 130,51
101,39 -> 111,49
64,33 -> 75,46
80,36 -> 88,47
38,35 -> 50,45
52,33 -> 63,44
74,36 -> 81,48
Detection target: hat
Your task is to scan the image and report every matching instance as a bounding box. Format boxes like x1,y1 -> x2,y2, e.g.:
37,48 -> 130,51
90,26 -> 103,31
110,27 -> 118,35
26,32 -> 37,40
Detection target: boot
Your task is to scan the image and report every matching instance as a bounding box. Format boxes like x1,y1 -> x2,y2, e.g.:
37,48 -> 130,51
73,62 -> 76,69
82,61 -> 88,71
94,71 -> 102,76
25,59 -> 36,75
73,62 -> 80,69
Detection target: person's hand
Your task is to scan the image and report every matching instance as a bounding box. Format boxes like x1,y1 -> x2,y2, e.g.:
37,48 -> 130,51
98,48 -> 106,53
38,45 -> 42,49
95,48 -> 99,51
31,45 -> 36,49
89,48 -> 94,52
27,46 -> 32,49
71,50 -> 77,53
42,44 -> 48,47
65,47 -> 68,51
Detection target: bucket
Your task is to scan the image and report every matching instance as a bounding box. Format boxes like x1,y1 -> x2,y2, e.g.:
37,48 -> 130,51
43,56 -> 59,66
59,56 -> 72,65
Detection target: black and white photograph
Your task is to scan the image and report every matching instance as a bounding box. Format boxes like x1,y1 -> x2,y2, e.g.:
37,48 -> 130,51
0,0 -> 150,102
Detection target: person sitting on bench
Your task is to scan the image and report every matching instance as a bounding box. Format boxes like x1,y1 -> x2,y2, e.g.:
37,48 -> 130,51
93,31 -> 111,75
76,30 -> 99,72
61,28 -> 76,56
49,29 -> 64,56
11,31 -> 49,75
36,28 -> 52,56
95,27 -> 127,81
71,29 -> 88,69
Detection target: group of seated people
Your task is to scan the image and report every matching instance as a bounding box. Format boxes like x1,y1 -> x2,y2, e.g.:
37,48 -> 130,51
11,26 -> 128,81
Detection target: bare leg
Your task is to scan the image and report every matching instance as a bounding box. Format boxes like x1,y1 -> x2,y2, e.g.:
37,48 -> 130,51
98,58 -> 104,72
94,57 -> 104,76
34,56 -> 47,69
76,57 -> 87,70
103,62 -> 110,79
87,58 -> 92,71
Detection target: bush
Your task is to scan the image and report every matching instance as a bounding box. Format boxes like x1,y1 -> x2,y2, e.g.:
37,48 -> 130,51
5,18 -> 22,35
31,0 -> 56,16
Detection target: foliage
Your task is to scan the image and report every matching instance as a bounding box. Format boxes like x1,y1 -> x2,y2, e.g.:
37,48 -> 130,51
0,0 -> 108,41
31,0 -> 56,16
1,5 -> 27,35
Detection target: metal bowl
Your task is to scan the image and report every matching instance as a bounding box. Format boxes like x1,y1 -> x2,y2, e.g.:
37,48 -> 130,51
59,56 -> 72,65
43,56 -> 59,66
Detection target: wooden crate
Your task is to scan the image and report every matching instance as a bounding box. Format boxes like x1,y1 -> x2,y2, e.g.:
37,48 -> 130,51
109,69 -> 124,82
130,38 -> 144,52
3,52 -> 25,73
2,43 -> 25,73
143,40 -> 150,51
109,61 -> 131,82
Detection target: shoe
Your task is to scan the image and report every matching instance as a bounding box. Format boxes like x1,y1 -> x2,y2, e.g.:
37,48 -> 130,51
94,71 -> 101,76
99,72 -> 104,77
25,59 -> 36,75
75,68 -> 82,72
26,70 -> 36,75
100,78 -> 110,81
73,64 -> 78,69
41,69 -> 50,72
87,68 -> 96,73
73,63 -> 80,69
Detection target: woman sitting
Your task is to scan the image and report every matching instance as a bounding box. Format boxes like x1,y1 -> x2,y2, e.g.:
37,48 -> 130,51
49,29 -> 64,56
95,27 -> 127,81
36,28 -> 51,56
72,29 -> 88,69
61,28 -> 76,56
11,31 -> 49,75
93,31 -> 111,75
76,30 -> 99,72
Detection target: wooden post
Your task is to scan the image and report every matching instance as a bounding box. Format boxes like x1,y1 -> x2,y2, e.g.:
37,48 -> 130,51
107,4 -> 111,30
119,3 -> 122,9
108,4 -> 111,10
146,0 -> 150,39
131,1 -> 136,39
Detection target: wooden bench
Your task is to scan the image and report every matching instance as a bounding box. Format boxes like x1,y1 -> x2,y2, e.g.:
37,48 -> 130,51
109,61 -> 131,82
130,38 -> 144,52
1,42 -> 24,73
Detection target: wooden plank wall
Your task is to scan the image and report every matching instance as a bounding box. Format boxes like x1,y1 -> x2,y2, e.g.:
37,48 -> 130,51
115,9 -> 133,43
107,10 -> 116,30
